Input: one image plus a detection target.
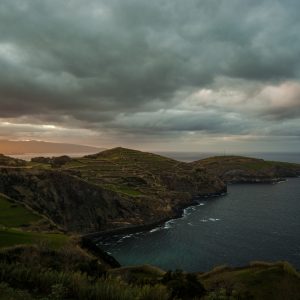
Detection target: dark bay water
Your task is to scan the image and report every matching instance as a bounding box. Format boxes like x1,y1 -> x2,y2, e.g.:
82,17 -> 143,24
99,178 -> 300,272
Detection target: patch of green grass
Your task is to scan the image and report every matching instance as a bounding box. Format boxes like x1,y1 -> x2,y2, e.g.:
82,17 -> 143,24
116,186 -> 143,196
104,184 -> 143,196
27,161 -> 52,169
0,195 -> 41,227
0,229 -> 69,249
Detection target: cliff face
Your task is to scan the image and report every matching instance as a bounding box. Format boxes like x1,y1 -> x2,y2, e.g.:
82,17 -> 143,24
0,149 -> 225,233
0,168 -> 122,232
192,156 -> 300,183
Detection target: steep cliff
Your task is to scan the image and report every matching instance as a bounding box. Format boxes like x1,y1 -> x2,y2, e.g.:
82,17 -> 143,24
0,149 -> 225,233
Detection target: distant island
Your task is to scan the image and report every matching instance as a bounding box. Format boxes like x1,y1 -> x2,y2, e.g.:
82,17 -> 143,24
0,139 -> 102,155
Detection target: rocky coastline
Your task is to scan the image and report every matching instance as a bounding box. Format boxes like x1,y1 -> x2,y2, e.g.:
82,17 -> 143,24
82,190 -> 227,244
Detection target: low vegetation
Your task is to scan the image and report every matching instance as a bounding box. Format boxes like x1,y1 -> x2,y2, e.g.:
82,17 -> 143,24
1,244 -> 300,300
0,154 -> 27,167
0,194 -> 68,249
0,194 -> 41,228
0,229 -> 69,249
200,261 -> 300,300
0,245 -> 169,300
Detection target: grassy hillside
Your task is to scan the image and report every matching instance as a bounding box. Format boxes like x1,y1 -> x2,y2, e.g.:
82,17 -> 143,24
0,148 -> 225,233
193,155 -> 300,183
200,261 -> 300,300
0,229 -> 68,248
0,195 -> 41,227
0,194 -> 68,249
0,243 -> 299,299
0,244 -> 170,300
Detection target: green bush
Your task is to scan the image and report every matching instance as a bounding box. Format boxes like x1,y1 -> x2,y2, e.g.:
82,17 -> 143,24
0,261 -> 169,300
162,269 -> 206,299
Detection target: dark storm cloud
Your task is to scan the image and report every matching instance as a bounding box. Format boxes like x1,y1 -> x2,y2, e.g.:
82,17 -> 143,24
0,0 -> 300,145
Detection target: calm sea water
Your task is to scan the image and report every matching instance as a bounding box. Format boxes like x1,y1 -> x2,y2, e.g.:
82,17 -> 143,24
99,177 -> 300,272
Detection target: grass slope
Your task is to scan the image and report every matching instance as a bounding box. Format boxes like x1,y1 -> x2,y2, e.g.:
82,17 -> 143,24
0,195 -> 41,227
201,261 -> 300,300
0,194 -> 68,249
0,229 -> 68,248
193,155 -> 300,183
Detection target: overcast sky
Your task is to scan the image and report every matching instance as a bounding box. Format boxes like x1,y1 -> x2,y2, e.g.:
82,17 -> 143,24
0,0 -> 300,152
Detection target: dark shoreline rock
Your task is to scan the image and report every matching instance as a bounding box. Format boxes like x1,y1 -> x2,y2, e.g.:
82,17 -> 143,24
82,190 -> 227,246
80,236 -> 121,268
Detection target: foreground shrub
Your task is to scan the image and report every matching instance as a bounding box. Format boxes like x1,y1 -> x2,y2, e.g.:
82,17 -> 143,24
0,262 -> 169,300
162,269 -> 206,299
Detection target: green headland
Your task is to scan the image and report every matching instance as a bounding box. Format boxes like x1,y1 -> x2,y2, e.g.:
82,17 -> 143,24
0,148 -> 300,299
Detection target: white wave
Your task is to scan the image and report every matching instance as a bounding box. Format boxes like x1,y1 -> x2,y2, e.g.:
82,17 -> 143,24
200,217 -> 221,222
183,206 -> 197,218
164,220 -> 175,229
120,233 -> 134,240
149,227 -> 161,233
198,203 -> 205,206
